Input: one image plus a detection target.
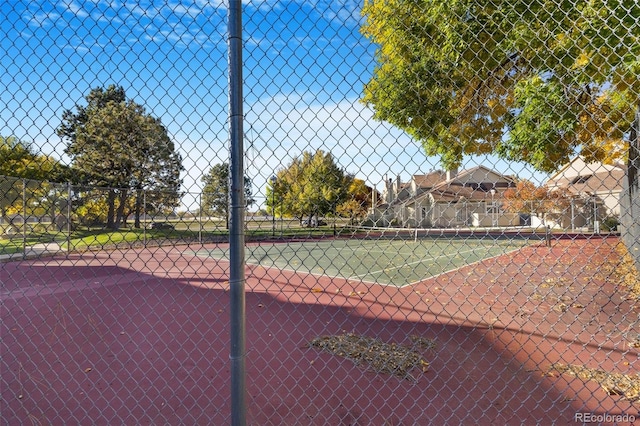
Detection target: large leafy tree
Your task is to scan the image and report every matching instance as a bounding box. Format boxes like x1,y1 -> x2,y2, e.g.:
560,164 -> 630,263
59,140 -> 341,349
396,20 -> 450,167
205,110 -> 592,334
267,150 -> 352,224
0,136 -> 69,229
361,0 -> 640,172
201,162 -> 255,228
336,178 -> 377,224
0,136 -> 67,180
502,180 -> 572,225
57,85 -> 184,229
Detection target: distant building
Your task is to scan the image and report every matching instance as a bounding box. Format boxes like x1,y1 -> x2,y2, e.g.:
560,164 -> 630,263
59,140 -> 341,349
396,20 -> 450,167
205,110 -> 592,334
369,165 -> 518,228
545,157 -> 626,230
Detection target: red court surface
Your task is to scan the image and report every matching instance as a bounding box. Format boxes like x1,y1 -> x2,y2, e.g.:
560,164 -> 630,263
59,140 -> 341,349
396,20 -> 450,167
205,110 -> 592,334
1,237 -> 638,424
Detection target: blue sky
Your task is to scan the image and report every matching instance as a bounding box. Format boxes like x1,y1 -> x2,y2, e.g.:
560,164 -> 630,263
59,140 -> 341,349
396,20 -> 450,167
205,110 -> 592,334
1,0 -> 546,211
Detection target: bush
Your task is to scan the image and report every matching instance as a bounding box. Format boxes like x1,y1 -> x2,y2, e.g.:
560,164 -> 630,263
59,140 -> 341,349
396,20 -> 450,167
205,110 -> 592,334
359,218 -> 376,227
601,215 -> 620,232
31,223 -> 48,233
389,219 -> 401,228
150,222 -> 175,230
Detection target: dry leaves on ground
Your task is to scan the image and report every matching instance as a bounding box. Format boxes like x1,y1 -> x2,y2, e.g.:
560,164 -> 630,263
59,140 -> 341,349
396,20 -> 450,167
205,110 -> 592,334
308,333 -> 432,380
549,363 -> 640,402
603,243 -> 640,302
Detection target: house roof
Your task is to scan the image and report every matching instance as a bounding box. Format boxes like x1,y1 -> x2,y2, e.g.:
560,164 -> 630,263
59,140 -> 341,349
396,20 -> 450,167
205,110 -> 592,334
412,171 -> 447,189
379,170 -> 448,207
546,157 -> 626,195
547,169 -> 626,195
429,183 -> 488,201
403,165 -> 517,205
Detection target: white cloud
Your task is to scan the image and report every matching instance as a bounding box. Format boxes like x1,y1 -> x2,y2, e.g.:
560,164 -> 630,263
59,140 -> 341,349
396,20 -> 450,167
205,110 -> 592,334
300,0 -> 363,26
27,10 -> 61,28
25,0 -> 363,62
25,0 -> 223,50
243,94 -> 428,196
63,0 -> 90,18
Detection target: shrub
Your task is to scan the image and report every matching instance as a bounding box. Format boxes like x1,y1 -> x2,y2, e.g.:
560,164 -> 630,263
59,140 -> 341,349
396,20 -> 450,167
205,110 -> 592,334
601,215 -> 620,232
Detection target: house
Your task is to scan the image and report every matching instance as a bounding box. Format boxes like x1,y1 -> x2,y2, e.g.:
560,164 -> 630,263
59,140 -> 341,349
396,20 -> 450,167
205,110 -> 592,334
370,166 -> 519,228
544,157 -> 626,230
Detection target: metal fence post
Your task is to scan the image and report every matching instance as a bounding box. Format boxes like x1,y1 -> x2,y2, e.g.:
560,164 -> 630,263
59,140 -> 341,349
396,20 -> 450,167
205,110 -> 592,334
623,105 -> 640,269
143,190 -> 147,246
228,0 -> 246,424
22,178 -> 26,260
199,192 -> 202,244
67,181 -> 71,254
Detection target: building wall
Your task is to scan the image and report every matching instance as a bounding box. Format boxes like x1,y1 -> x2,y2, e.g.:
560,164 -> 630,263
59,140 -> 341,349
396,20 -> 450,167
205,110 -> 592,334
597,191 -> 622,216
471,212 -> 520,227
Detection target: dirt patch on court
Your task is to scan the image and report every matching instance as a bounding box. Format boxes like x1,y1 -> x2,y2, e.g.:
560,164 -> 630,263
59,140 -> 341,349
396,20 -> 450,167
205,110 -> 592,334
307,333 -> 433,380
549,363 -> 640,403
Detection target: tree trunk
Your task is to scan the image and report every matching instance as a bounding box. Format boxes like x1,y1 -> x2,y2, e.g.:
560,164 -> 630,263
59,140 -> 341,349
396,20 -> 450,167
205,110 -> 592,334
115,189 -> 128,230
134,188 -> 142,229
106,189 -> 116,229
48,192 -> 59,231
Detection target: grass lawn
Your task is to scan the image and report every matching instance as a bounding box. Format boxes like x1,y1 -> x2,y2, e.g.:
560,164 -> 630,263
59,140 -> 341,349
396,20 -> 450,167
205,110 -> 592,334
0,220 -> 344,255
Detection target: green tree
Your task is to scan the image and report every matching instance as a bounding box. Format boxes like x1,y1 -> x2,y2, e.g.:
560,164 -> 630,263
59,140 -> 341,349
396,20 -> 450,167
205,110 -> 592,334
361,0 -> 640,172
0,136 -> 67,180
0,136 -> 69,229
71,188 -> 110,227
267,150 -> 352,224
1,136 -> 36,178
57,85 -> 184,229
201,163 -> 255,228
336,178 -> 377,224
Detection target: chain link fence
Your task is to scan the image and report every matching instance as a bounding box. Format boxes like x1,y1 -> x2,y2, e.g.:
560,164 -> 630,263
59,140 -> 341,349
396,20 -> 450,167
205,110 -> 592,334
2,1 -> 639,424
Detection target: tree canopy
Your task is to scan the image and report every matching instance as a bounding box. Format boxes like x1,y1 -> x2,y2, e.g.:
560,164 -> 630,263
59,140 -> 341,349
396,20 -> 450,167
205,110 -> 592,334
0,136 -> 67,181
361,0 -> 640,172
56,85 -> 184,228
201,162 -> 255,228
267,150 -> 352,223
336,178 -> 377,224
1,136 -> 69,229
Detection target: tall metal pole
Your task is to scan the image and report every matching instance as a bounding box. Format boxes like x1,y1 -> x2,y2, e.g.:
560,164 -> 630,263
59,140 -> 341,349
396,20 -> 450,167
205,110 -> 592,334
626,106 -> 640,269
67,182 -> 72,254
227,1 -> 246,424
270,175 -> 276,237
490,189 -> 496,227
22,179 -> 27,259
198,192 -> 203,244
143,190 -> 147,246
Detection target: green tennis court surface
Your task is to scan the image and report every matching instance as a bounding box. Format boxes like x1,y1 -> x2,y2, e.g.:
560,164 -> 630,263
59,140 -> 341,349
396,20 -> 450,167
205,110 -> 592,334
193,236 -> 534,287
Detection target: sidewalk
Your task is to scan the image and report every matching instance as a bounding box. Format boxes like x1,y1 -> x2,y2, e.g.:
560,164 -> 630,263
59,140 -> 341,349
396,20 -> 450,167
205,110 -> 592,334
0,242 -> 66,262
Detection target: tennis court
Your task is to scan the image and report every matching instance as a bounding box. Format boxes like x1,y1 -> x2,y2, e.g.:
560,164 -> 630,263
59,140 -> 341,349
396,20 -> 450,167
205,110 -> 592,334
192,233 -> 535,286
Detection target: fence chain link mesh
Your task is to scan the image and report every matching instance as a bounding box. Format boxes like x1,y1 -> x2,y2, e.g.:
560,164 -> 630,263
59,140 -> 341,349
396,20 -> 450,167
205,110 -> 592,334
2,1 -> 639,424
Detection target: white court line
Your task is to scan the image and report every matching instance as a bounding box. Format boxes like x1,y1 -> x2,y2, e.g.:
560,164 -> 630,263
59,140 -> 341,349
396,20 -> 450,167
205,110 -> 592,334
403,245 -> 528,287
346,247 -> 483,281
193,242 -> 528,288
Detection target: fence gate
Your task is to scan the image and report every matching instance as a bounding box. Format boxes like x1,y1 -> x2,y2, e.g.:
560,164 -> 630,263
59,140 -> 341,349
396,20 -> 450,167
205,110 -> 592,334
1,1 -> 639,425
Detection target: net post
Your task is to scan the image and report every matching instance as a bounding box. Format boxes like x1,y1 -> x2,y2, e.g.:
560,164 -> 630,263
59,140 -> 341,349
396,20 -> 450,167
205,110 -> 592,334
545,225 -> 551,247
